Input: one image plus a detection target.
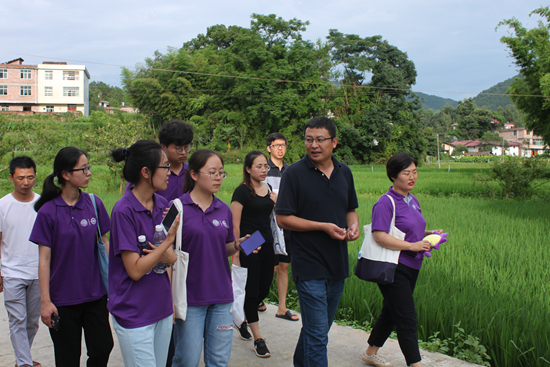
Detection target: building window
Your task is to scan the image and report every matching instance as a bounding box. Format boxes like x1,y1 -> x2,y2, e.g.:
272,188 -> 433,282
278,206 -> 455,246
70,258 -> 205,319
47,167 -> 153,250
21,69 -> 32,79
63,71 -> 79,81
63,87 -> 79,97
20,86 -> 31,96
46,106 -> 54,112
68,104 -> 77,111
1,105 -> 8,111
0,69 -> 7,79
533,139 -> 543,145
0,85 -> 7,95
45,86 -> 53,96
45,70 -> 53,80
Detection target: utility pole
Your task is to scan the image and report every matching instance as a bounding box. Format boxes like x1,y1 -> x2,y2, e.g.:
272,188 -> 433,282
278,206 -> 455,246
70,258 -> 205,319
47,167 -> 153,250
437,133 -> 441,169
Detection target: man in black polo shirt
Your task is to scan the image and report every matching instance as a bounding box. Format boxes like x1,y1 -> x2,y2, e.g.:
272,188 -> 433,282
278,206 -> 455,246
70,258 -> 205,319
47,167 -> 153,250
276,117 -> 360,366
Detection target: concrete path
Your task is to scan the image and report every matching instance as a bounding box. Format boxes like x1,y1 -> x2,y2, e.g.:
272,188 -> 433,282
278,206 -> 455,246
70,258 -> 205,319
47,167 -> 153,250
0,293 -> 479,367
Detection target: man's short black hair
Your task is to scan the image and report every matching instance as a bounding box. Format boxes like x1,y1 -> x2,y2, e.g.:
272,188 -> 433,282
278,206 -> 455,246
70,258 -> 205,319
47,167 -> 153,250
386,152 -> 418,182
266,132 -> 287,147
9,156 -> 36,176
304,117 -> 337,138
158,119 -> 194,147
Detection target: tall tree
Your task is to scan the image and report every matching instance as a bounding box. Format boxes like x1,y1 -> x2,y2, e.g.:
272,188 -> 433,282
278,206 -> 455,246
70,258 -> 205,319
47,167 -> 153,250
498,7 -> 550,144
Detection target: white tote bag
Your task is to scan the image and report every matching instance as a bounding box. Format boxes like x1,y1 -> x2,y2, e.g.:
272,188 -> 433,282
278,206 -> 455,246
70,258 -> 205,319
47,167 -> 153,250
265,183 -> 287,256
171,199 -> 189,320
231,264 -> 248,327
355,195 -> 405,284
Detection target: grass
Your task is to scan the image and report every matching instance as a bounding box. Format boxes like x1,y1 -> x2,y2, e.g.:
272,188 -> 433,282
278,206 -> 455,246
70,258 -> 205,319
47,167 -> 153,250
1,162 -> 549,366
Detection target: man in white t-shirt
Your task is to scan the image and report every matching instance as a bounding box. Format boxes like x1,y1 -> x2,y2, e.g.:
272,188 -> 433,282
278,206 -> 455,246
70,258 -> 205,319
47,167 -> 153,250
0,156 -> 41,367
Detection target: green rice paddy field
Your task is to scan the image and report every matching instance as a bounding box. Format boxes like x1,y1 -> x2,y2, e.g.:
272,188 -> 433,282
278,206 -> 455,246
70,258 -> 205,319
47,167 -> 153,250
1,163 -> 549,367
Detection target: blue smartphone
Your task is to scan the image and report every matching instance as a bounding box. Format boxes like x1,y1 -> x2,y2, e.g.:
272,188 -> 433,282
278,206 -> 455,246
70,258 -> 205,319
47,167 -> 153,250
240,231 -> 265,255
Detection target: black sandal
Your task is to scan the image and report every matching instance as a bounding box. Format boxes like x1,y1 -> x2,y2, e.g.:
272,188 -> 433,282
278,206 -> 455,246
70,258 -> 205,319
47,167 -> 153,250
258,301 -> 267,312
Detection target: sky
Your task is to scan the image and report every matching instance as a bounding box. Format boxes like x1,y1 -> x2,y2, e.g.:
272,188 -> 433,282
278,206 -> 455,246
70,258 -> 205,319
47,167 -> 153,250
2,0 -> 546,101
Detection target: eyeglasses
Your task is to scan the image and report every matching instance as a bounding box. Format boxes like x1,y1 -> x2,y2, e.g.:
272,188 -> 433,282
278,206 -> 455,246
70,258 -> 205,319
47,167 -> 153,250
305,137 -> 333,145
270,144 -> 287,149
157,163 -> 171,171
68,165 -> 92,174
199,171 -> 228,179
175,145 -> 191,154
254,164 -> 271,172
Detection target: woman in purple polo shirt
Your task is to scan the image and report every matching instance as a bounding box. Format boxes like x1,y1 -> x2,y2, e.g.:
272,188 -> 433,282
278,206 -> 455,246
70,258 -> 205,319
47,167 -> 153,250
362,153 -> 442,367
109,140 -> 179,367
230,150 -> 276,358
171,149 -> 246,367
30,146 -> 114,366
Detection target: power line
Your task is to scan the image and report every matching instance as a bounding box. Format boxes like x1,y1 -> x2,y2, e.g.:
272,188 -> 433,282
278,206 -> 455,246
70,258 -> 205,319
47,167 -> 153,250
1,50 -> 548,99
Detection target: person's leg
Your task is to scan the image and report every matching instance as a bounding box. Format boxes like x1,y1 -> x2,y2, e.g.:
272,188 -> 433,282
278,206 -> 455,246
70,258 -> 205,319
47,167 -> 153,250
276,262 -> 296,317
4,277 -> 34,367
165,325 -> 175,367
81,296 -> 113,367
172,306 -> 207,367
25,279 -> 41,350
153,315 -> 173,367
366,296 -> 395,354
203,303 -> 233,366
325,279 -> 345,331
49,303 -> 84,367
293,279 -> 333,367
240,253 -> 261,326
112,315 -> 157,367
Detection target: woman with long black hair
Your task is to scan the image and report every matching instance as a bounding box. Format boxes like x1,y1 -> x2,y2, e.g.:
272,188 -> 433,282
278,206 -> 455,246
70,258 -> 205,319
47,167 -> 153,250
30,147 -> 113,366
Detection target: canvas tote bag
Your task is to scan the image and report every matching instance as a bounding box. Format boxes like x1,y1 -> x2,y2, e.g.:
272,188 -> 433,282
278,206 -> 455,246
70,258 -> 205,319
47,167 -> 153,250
265,183 -> 287,256
355,195 -> 405,284
90,194 -> 109,293
171,199 -> 189,320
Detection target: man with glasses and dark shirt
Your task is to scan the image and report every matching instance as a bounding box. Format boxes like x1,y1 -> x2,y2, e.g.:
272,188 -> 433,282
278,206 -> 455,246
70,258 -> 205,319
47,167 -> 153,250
276,117 -> 359,366
264,133 -> 299,322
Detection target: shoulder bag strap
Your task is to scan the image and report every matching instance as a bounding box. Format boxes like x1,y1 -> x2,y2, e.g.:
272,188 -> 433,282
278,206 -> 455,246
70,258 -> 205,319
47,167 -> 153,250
384,194 -> 397,228
89,193 -> 102,240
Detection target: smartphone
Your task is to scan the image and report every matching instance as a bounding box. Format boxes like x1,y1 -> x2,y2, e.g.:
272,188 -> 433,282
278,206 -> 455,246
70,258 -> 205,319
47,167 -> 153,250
161,202 -> 180,234
51,312 -> 60,331
240,230 -> 266,256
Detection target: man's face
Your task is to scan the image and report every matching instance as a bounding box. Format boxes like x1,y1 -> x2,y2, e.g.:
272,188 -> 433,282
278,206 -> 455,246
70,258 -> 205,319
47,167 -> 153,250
267,139 -> 287,160
163,143 -> 190,166
305,127 -> 337,165
9,167 -> 36,196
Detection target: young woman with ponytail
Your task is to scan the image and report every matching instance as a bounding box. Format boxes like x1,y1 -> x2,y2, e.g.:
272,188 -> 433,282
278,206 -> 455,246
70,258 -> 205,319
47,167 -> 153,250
29,147 -> 114,366
108,140 -> 179,367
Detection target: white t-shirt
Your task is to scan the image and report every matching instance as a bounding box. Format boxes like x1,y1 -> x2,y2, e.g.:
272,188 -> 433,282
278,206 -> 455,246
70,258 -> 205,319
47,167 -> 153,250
0,192 -> 40,279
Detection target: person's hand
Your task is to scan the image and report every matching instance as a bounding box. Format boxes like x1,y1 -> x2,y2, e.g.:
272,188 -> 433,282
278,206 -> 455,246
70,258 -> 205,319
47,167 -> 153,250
346,222 -> 360,241
269,192 -> 278,205
236,234 -> 261,254
324,223 -> 347,240
410,240 -> 432,252
432,229 -> 443,235
41,300 -> 58,328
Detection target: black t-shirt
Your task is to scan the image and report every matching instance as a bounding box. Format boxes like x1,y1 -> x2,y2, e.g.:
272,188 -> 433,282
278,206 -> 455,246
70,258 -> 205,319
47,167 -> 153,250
231,184 -> 274,245
276,155 -> 359,282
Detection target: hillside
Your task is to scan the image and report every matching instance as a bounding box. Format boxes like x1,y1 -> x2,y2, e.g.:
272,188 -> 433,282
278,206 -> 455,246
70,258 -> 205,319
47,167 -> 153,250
472,76 -> 519,110
412,91 -> 458,110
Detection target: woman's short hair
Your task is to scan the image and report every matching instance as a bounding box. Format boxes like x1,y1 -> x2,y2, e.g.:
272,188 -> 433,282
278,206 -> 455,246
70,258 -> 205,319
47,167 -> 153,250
386,153 -> 418,182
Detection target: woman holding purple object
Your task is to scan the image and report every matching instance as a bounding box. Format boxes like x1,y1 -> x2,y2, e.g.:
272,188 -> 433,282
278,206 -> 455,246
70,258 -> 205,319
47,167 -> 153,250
109,140 -> 179,367
362,153 -> 442,367
30,147 -> 113,366
171,149 -> 247,367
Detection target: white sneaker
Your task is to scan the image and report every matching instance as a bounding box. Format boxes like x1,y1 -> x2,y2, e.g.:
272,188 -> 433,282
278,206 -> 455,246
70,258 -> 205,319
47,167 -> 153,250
362,351 -> 393,367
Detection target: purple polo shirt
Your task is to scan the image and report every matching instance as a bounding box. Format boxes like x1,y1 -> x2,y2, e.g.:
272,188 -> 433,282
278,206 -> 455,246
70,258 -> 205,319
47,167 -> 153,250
157,162 -> 188,201
371,187 -> 427,270
178,192 -> 235,306
108,189 -> 173,329
29,192 -> 110,306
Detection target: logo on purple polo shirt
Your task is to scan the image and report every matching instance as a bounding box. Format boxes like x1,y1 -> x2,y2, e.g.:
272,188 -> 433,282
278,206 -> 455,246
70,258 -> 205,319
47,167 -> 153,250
80,219 -> 88,227
412,204 -> 418,210
213,219 -> 220,226
91,218 -> 97,225
222,220 -> 228,228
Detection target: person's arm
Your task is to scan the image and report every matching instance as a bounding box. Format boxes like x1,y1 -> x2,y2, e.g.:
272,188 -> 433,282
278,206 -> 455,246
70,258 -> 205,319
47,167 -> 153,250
122,215 -> 180,281
0,232 -> 3,293
345,210 -> 360,241
372,231 -> 431,252
101,233 -> 109,255
38,245 -> 58,328
276,214 -> 347,240
230,201 -> 243,265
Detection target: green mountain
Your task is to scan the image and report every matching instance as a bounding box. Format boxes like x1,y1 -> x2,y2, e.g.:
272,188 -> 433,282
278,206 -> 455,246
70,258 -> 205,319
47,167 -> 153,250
472,76 -> 519,110
412,91 -> 458,110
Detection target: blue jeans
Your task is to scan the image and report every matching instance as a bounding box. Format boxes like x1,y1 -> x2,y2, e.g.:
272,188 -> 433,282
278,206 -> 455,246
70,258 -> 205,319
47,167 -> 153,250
112,314 -> 172,367
172,303 -> 233,367
294,278 -> 345,367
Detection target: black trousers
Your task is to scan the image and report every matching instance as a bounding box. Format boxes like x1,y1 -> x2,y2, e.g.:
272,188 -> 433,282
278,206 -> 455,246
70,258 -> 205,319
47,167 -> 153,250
49,295 -> 113,367
368,263 -> 421,366
240,243 -> 275,324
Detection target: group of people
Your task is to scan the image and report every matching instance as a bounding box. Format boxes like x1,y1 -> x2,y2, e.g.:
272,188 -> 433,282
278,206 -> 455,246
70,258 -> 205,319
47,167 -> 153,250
0,116 -> 442,367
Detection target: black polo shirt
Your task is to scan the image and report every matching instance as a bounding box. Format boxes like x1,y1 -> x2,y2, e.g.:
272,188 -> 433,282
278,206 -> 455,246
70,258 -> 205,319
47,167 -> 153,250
275,154 -> 358,282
